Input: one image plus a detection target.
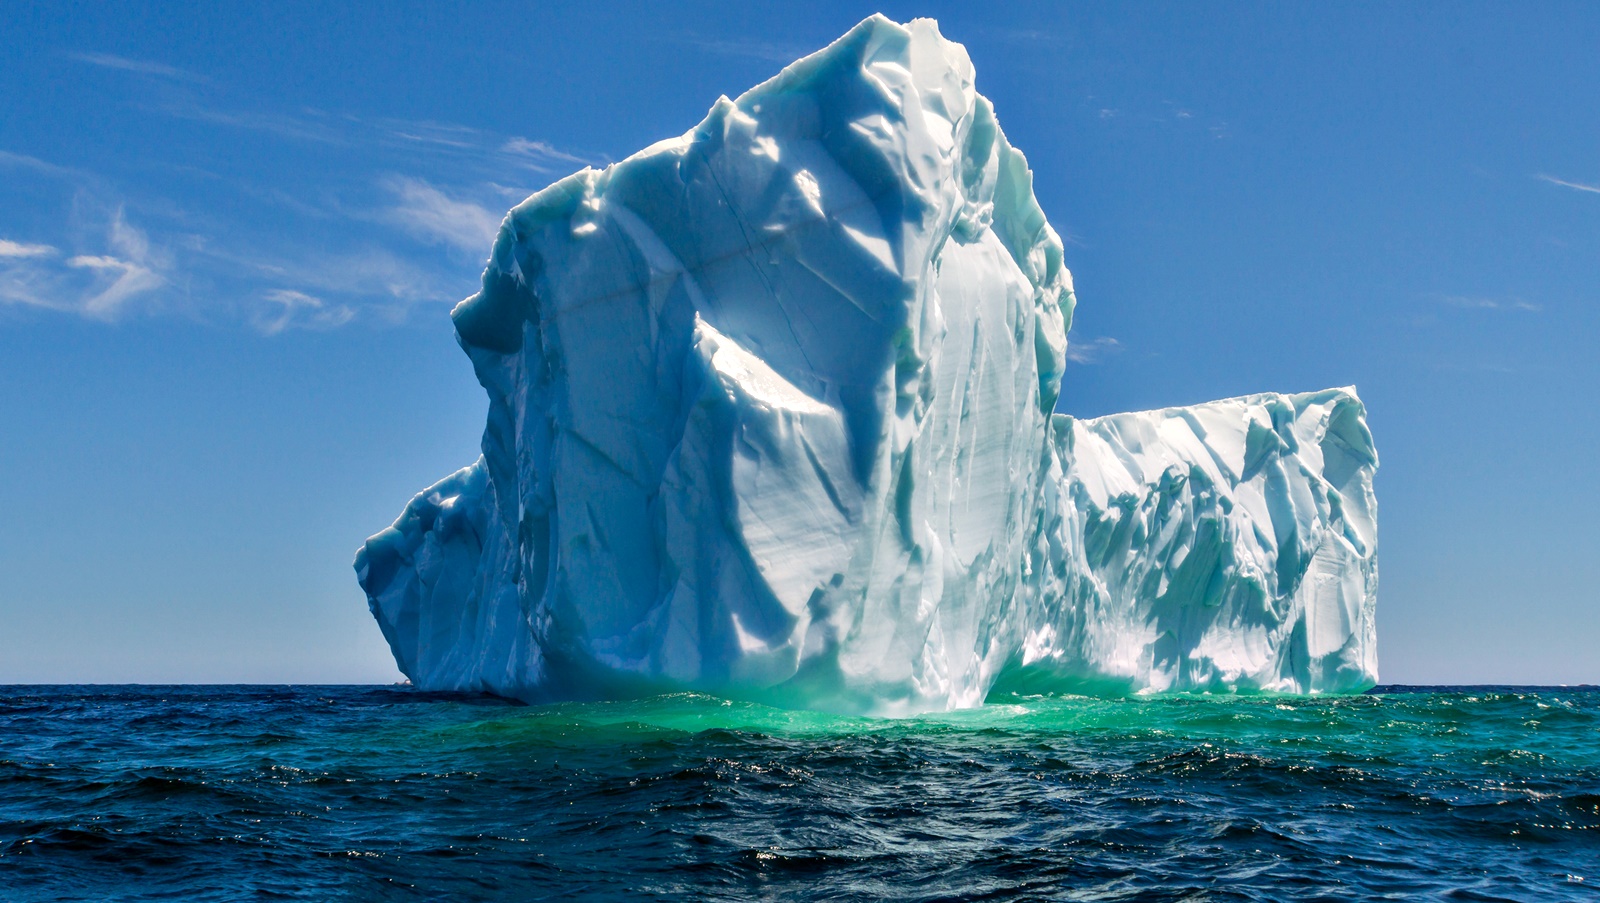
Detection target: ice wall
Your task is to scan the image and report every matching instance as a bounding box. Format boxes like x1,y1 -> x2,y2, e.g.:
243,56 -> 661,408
1008,390 -> 1378,696
355,15 -> 1378,712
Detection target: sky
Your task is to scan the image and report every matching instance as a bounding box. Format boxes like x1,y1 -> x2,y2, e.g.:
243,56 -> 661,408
1,1 -> 1596,685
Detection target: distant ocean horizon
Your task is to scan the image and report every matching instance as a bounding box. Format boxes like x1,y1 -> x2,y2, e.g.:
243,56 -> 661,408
3,684 -> 1596,900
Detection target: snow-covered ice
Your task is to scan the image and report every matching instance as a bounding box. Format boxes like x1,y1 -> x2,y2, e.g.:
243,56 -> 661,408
355,15 -> 1378,712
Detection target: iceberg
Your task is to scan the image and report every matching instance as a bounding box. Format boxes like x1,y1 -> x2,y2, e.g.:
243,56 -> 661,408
355,15 -> 1378,713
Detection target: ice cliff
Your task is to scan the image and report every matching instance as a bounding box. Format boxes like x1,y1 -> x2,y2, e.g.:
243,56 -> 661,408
355,15 -> 1378,713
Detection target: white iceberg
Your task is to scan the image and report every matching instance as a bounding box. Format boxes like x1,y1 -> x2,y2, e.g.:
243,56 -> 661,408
355,15 -> 1378,713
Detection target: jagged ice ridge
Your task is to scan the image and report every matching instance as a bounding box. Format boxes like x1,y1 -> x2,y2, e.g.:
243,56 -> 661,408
355,16 -> 1378,713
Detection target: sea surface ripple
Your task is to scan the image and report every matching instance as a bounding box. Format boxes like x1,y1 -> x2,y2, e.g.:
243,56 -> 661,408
1,685 -> 1596,901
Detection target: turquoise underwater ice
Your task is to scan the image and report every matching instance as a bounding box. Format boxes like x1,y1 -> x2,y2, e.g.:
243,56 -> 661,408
356,15 -> 1378,713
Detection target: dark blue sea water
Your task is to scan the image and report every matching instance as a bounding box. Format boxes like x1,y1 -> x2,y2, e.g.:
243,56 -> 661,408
1,686 -> 1596,901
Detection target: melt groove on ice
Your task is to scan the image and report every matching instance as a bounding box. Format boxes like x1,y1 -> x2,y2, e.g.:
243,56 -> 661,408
355,15 -> 1378,714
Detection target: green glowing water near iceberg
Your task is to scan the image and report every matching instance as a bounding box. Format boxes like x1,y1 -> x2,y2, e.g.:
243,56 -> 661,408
3,686 -> 1596,900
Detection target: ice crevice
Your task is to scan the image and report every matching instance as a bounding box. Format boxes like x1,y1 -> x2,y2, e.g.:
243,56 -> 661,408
355,15 -> 1378,714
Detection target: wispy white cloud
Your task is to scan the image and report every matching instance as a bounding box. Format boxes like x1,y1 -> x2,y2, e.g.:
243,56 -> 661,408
1437,294 -> 1541,313
0,248 -> 56,309
0,149 -> 86,180
382,177 -> 502,255
1066,336 -> 1123,365
69,51 -> 204,82
0,239 -> 56,259
486,181 -> 537,202
163,103 -> 349,145
500,137 -> 592,172
978,26 -> 1065,47
0,209 -> 165,319
221,242 -> 457,314
252,289 -> 355,335
2,82 -> 590,332
71,209 -> 165,318
154,95 -> 599,180
1536,173 -> 1600,195
1089,97 -> 1226,137
0,195 -> 467,328
672,34 -> 817,65
376,118 -> 483,151
305,250 -> 454,314
68,253 -> 163,317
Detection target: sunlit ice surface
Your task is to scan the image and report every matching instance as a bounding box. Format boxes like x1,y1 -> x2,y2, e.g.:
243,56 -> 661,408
356,15 -> 1377,713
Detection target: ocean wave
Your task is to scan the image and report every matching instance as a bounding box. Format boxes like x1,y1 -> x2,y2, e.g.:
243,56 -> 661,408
0,685 -> 1595,901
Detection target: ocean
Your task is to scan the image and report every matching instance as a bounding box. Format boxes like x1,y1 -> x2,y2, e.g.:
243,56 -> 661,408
1,685 -> 1595,901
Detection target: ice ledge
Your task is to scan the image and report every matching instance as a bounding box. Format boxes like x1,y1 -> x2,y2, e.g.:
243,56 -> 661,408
1007,387 -> 1378,697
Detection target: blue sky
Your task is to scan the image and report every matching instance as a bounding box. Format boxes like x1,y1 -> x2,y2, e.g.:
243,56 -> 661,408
1,1 -> 1596,685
